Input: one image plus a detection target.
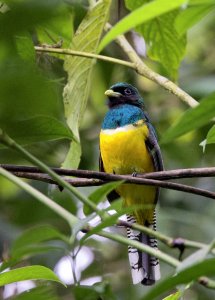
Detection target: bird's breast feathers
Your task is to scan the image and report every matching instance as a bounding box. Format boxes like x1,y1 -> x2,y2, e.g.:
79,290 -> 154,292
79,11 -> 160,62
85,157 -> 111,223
100,121 -> 154,175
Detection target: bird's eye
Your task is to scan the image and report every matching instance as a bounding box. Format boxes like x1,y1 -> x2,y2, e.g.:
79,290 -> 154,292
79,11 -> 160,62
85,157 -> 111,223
124,88 -> 132,95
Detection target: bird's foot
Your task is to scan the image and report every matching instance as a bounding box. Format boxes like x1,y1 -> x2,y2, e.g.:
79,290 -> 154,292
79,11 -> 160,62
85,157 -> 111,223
131,172 -> 138,177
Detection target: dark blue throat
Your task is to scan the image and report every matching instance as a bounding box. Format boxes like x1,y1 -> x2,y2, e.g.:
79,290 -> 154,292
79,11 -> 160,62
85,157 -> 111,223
102,104 -> 147,130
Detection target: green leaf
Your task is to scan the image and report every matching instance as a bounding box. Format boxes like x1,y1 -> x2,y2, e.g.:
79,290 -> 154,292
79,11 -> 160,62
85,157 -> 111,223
15,33 -> 35,62
0,225 -> 69,272
0,0 -> 61,39
36,2 -> 74,48
142,258 -> 215,300
1,116 -> 75,146
0,59 -> 61,121
175,4 -> 214,36
99,0 -> 187,52
74,281 -> 116,300
0,265 -> 64,287
125,0 -> 186,79
0,245 -> 64,273
162,291 -> 182,300
139,10 -> 186,79
161,92 -> 215,144
62,140 -> 82,169
206,125 -> 215,145
11,225 -> 69,255
189,0 -> 215,4
12,286 -> 60,300
83,181 -> 122,215
63,0 -> 111,168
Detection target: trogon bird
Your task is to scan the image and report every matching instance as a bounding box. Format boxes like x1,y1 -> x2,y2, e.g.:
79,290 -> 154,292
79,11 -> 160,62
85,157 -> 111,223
99,82 -> 163,285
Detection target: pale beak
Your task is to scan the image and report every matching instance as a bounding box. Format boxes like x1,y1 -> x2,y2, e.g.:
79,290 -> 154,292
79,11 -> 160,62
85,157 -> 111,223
104,89 -> 121,97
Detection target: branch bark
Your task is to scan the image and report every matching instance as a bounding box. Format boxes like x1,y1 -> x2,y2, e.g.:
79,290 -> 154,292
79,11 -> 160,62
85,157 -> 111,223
1,164 -> 215,200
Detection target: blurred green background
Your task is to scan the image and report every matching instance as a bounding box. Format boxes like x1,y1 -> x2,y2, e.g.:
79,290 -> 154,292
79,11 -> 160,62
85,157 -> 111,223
0,0 -> 215,299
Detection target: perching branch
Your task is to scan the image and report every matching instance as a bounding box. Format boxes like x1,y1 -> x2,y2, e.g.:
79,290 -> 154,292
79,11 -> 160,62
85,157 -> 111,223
1,164 -> 215,200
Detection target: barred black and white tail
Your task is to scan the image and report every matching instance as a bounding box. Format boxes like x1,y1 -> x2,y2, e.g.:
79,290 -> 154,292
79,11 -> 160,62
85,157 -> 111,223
126,213 -> 160,285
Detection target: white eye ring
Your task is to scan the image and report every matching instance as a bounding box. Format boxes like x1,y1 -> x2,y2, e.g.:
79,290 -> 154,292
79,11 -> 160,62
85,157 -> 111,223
124,88 -> 132,95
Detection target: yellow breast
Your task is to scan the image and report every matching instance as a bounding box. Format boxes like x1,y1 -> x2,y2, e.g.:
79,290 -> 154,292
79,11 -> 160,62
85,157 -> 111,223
100,123 -> 154,175
100,123 -> 156,224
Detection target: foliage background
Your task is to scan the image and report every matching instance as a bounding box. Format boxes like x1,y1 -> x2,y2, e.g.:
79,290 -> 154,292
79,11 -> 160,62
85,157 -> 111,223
0,0 -> 215,299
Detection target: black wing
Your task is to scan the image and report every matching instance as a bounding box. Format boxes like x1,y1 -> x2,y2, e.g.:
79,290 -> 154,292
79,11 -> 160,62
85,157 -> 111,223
99,154 -> 120,202
145,123 -> 164,204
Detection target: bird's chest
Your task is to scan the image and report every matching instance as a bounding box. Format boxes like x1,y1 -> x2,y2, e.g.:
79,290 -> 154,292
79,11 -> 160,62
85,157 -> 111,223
100,124 -> 154,174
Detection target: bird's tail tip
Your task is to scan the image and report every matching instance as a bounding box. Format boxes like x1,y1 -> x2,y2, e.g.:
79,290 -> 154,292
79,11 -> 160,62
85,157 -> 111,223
126,214 -> 160,285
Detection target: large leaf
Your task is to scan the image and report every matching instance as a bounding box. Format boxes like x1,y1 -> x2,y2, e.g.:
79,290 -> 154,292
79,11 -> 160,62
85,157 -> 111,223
0,225 -> 69,272
175,3 -> 215,36
0,116 -> 75,146
161,92 -> 215,144
0,265 -> 63,287
99,0 -> 187,52
125,1 -> 186,79
206,125 -> 215,145
142,258 -> 215,300
0,58 -> 73,145
0,59 -> 61,121
0,0 -> 61,39
62,0 -> 111,168
11,225 -> 69,255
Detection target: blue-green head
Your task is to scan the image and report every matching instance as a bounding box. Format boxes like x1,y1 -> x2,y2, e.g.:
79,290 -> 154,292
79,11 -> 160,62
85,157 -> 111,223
105,82 -> 144,109
102,82 -> 148,130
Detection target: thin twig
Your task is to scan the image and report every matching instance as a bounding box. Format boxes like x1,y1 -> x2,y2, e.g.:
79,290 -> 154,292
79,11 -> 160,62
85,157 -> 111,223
35,46 -> 135,69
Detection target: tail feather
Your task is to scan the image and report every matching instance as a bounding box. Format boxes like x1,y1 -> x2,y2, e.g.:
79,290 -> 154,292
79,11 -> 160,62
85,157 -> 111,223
126,213 -> 160,285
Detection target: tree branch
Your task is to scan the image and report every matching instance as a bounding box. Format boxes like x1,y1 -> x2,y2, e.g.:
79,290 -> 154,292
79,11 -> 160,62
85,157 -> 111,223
104,23 -> 198,108
1,164 -> 215,200
34,32 -> 198,108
